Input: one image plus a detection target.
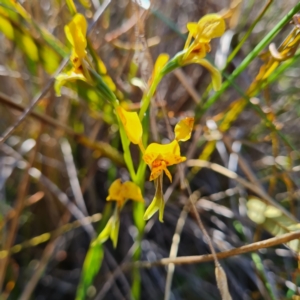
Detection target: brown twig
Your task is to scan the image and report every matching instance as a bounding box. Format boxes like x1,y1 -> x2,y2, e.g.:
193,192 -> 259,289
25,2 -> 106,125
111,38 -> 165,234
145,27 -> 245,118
173,69 -> 201,105
182,180 -> 232,300
83,217 -> 300,296
127,230 -> 300,269
0,144 -> 97,239
0,117 -> 44,290
0,0 -> 111,147
19,236 -> 62,300
105,9 -> 145,42
0,57 -> 69,147
186,159 -> 298,222
0,213 -> 102,260
0,92 -> 124,166
163,127 -> 203,300
60,138 -> 89,216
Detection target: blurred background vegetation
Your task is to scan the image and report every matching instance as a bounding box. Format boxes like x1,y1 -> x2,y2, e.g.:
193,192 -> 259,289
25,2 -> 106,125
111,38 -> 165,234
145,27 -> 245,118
1,0 -> 300,299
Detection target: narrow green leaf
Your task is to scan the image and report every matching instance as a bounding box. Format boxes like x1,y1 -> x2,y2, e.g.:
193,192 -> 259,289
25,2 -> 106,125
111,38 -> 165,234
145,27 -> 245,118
202,2 -> 300,115
76,242 -> 104,300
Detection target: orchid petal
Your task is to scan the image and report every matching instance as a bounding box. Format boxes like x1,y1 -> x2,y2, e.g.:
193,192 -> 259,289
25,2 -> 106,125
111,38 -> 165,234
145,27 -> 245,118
175,117 -> 195,142
144,176 -> 165,222
197,14 -> 226,42
106,179 -> 144,207
153,53 -> 169,76
64,13 -> 87,60
183,57 -> 222,91
186,22 -> 198,36
106,179 -> 123,203
54,71 -> 86,96
122,181 -> 144,203
117,106 -> 143,145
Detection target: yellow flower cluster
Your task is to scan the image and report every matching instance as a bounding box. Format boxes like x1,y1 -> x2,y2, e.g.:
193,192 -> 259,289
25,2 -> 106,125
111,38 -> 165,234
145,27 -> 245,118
183,14 -> 225,62
58,12 -> 225,246
98,179 -> 144,247
55,13 -> 89,96
99,114 -> 194,246
100,13 -> 225,245
181,14 -> 226,91
117,106 -> 194,222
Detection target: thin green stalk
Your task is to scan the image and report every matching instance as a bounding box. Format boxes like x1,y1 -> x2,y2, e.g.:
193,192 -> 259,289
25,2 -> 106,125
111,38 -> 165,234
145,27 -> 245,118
139,53 -> 182,121
89,68 -> 138,181
201,2 -> 300,116
222,71 -> 299,154
139,74 -> 162,120
226,0 -> 273,66
252,253 -> 277,300
118,121 -> 137,181
131,112 -> 149,300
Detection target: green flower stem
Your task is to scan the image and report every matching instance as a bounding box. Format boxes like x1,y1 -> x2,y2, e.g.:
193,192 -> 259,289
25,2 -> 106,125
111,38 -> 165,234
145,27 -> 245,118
226,0 -> 273,67
252,253 -> 277,300
132,115 -> 149,239
138,74 -> 162,121
201,2 -> 300,116
116,115 -> 137,181
87,66 -> 138,180
89,68 -> 118,106
222,71 -> 299,154
138,53 -> 182,121
87,67 -> 138,181
132,105 -> 152,300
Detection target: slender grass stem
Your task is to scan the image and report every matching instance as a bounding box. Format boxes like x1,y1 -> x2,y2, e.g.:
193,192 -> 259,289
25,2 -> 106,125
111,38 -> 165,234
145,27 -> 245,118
201,2 -> 300,115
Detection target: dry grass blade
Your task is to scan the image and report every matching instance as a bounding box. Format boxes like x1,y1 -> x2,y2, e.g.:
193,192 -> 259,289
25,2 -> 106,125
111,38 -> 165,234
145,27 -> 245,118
127,230 -> 300,269
18,237 -> 62,300
0,92 -> 124,165
60,138 -> 89,216
0,57 -> 69,146
1,0 -> 300,299
186,159 -> 298,223
0,0 -> 111,146
215,264 -> 232,300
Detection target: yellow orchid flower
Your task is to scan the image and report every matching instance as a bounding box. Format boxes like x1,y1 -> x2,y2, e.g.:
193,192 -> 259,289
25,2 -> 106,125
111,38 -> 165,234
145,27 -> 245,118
55,13 -> 88,96
106,178 -> 144,208
175,117 -> 194,142
116,106 -> 143,146
144,175 -> 165,222
64,13 -> 87,69
142,117 -> 194,222
54,70 -> 86,96
183,14 -> 225,60
143,140 -> 186,182
98,179 -> 144,247
180,14 -> 225,91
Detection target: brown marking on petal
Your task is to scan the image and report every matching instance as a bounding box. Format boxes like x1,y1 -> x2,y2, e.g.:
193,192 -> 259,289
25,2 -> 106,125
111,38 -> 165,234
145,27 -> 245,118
72,57 -> 79,64
191,43 -> 203,54
152,159 -> 163,168
73,64 -> 84,74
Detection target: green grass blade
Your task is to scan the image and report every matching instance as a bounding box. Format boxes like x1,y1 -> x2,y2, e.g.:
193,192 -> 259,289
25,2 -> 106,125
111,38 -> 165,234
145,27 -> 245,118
76,242 -> 104,300
201,2 -> 300,115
